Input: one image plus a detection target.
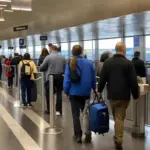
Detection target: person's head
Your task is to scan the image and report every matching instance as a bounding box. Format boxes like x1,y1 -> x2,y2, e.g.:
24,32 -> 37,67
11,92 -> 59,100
14,52 -> 19,57
100,52 -> 109,62
23,53 -> 30,60
41,48 -> 49,56
50,45 -> 59,52
48,43 -> 53,52
72,45 -> 83,56
115,42 -> 126,56
70,45 -> 83,72
134,51 -> 140,58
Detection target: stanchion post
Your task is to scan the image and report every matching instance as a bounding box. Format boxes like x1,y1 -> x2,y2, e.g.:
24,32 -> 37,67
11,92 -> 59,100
43,75 -> 63,135
49,75 -> 55,128
41,72 -> 45,112
14,65 -> 21,107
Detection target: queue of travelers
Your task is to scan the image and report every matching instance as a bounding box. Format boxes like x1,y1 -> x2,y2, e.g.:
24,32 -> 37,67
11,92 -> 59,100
0,42 -> 146,150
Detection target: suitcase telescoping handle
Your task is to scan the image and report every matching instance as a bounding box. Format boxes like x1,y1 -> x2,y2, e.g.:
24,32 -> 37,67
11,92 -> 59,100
92,91 -> 105,104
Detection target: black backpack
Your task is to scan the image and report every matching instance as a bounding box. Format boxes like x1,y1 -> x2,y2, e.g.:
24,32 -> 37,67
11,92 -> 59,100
21,61 -> 32,78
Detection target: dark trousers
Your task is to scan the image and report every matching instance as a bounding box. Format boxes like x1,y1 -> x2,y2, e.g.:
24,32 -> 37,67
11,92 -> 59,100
70,96 -> 89,137
8,77 -> 13,87
45,74 -> 63,113
21,77 -> 32,105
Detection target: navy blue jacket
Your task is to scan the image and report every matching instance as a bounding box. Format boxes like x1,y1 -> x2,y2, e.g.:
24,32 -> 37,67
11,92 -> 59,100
63,56 -> 96,96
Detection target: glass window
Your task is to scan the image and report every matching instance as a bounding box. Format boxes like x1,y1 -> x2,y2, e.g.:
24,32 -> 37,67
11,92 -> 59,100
35,45 -> 42,59
125,37 -> 134,60
20,48 -> 27,56
61,43 -> 68,59
28,46 -> 34,59
98,38 -> 121,58
84,41 -> 95,60
0,49 -> 2,55
146,36 -> 150,61
71,42 -> 79,49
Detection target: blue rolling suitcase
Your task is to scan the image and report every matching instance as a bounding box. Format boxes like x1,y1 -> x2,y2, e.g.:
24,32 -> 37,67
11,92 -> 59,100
89,94 -> 109,134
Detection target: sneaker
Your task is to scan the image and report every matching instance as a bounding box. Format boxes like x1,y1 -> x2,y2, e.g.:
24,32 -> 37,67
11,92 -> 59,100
73,135 -> 82,143
76,137 -> 82,143
22,104 -> 27,108
27,104 -> 33,108
85,134 -> 92,143
56,111 -> 61,116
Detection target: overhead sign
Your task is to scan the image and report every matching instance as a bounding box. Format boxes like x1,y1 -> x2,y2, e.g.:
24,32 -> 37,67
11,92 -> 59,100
40,36 -> 47,41
8,47 -> 14,49
134,36 -> 140,48
19,39 -> 25,46
13,25 -> 28,32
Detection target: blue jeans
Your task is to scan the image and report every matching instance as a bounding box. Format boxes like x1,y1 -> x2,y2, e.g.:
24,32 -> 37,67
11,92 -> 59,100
21,77 -> 32,105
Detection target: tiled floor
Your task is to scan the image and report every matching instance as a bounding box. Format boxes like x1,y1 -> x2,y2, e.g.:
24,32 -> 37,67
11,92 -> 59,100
0,82 -> 149,150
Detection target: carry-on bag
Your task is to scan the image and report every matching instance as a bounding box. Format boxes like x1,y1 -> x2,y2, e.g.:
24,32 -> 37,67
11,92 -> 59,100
31,80 -> 37,102
89,93 -> 109,135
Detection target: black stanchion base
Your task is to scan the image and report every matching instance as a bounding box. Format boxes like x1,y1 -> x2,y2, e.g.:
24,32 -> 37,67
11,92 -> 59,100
132,132 -> 145,138
42,127 -> 63,135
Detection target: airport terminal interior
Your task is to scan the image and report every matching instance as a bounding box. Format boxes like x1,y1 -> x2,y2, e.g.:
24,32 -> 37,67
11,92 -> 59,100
0,0 -> 150,150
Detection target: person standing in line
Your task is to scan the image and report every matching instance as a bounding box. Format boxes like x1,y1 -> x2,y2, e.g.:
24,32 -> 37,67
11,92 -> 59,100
40,45 -> 65,115
5,56 -> 14,89
97,52 -> 109,77
63,45 -> 96,143
98,42 -> 139,150
11,53 -> 21,86
19,53 -> 37,108
132,51 -> 146,81
38,48 -> 49,66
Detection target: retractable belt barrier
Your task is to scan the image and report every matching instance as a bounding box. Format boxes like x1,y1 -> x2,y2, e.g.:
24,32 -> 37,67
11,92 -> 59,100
43,75 -> 63,135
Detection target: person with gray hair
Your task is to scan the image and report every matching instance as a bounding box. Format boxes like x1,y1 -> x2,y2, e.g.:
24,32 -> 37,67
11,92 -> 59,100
40,45 -> 65,115
98,42 -> 139,150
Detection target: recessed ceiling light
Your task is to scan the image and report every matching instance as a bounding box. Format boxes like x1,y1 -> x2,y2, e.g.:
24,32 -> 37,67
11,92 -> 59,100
0,0 -> 11,2
4,9 -> 14,12
12,7 -> 32,11
0,4 -> 7,7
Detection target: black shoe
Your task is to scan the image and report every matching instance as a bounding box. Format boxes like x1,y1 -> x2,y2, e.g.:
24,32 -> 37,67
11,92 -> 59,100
27,104 -> 33,108
85,134 -> 92,143
76,137 -> 82,143
115,142 -> 123,150
73,135 -> 82,143
44,110 -> 50,114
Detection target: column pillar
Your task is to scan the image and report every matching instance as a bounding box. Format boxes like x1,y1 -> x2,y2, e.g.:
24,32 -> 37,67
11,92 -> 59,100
134,36 -> 145,61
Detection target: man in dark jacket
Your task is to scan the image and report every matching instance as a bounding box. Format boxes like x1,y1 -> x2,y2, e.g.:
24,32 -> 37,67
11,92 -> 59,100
132,51 -> 146,78
98,42 -> 139,150
11,53 -> 21,86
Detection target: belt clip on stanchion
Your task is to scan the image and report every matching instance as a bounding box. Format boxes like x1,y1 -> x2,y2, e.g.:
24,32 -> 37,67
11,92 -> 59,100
43,75 -> 63,134
14,66 -> 21,107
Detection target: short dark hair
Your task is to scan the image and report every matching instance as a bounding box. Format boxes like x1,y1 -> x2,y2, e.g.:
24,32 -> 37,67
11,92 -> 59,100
48,43 -> 53,47
134,51 -> 140,57
100,52 -> 109,62
24,53 -> 30,60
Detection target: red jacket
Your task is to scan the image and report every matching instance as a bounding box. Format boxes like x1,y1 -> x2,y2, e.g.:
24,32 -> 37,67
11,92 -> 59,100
5,59 -> 13,78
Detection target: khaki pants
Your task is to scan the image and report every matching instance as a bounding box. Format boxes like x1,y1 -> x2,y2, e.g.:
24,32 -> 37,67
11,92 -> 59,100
110,100 -> 130,144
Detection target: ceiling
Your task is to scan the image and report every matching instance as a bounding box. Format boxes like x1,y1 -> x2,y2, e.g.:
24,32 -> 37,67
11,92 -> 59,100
0,0 -> 150,41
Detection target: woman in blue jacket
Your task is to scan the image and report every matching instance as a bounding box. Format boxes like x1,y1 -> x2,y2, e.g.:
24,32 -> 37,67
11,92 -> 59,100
63,45 -> 96,143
